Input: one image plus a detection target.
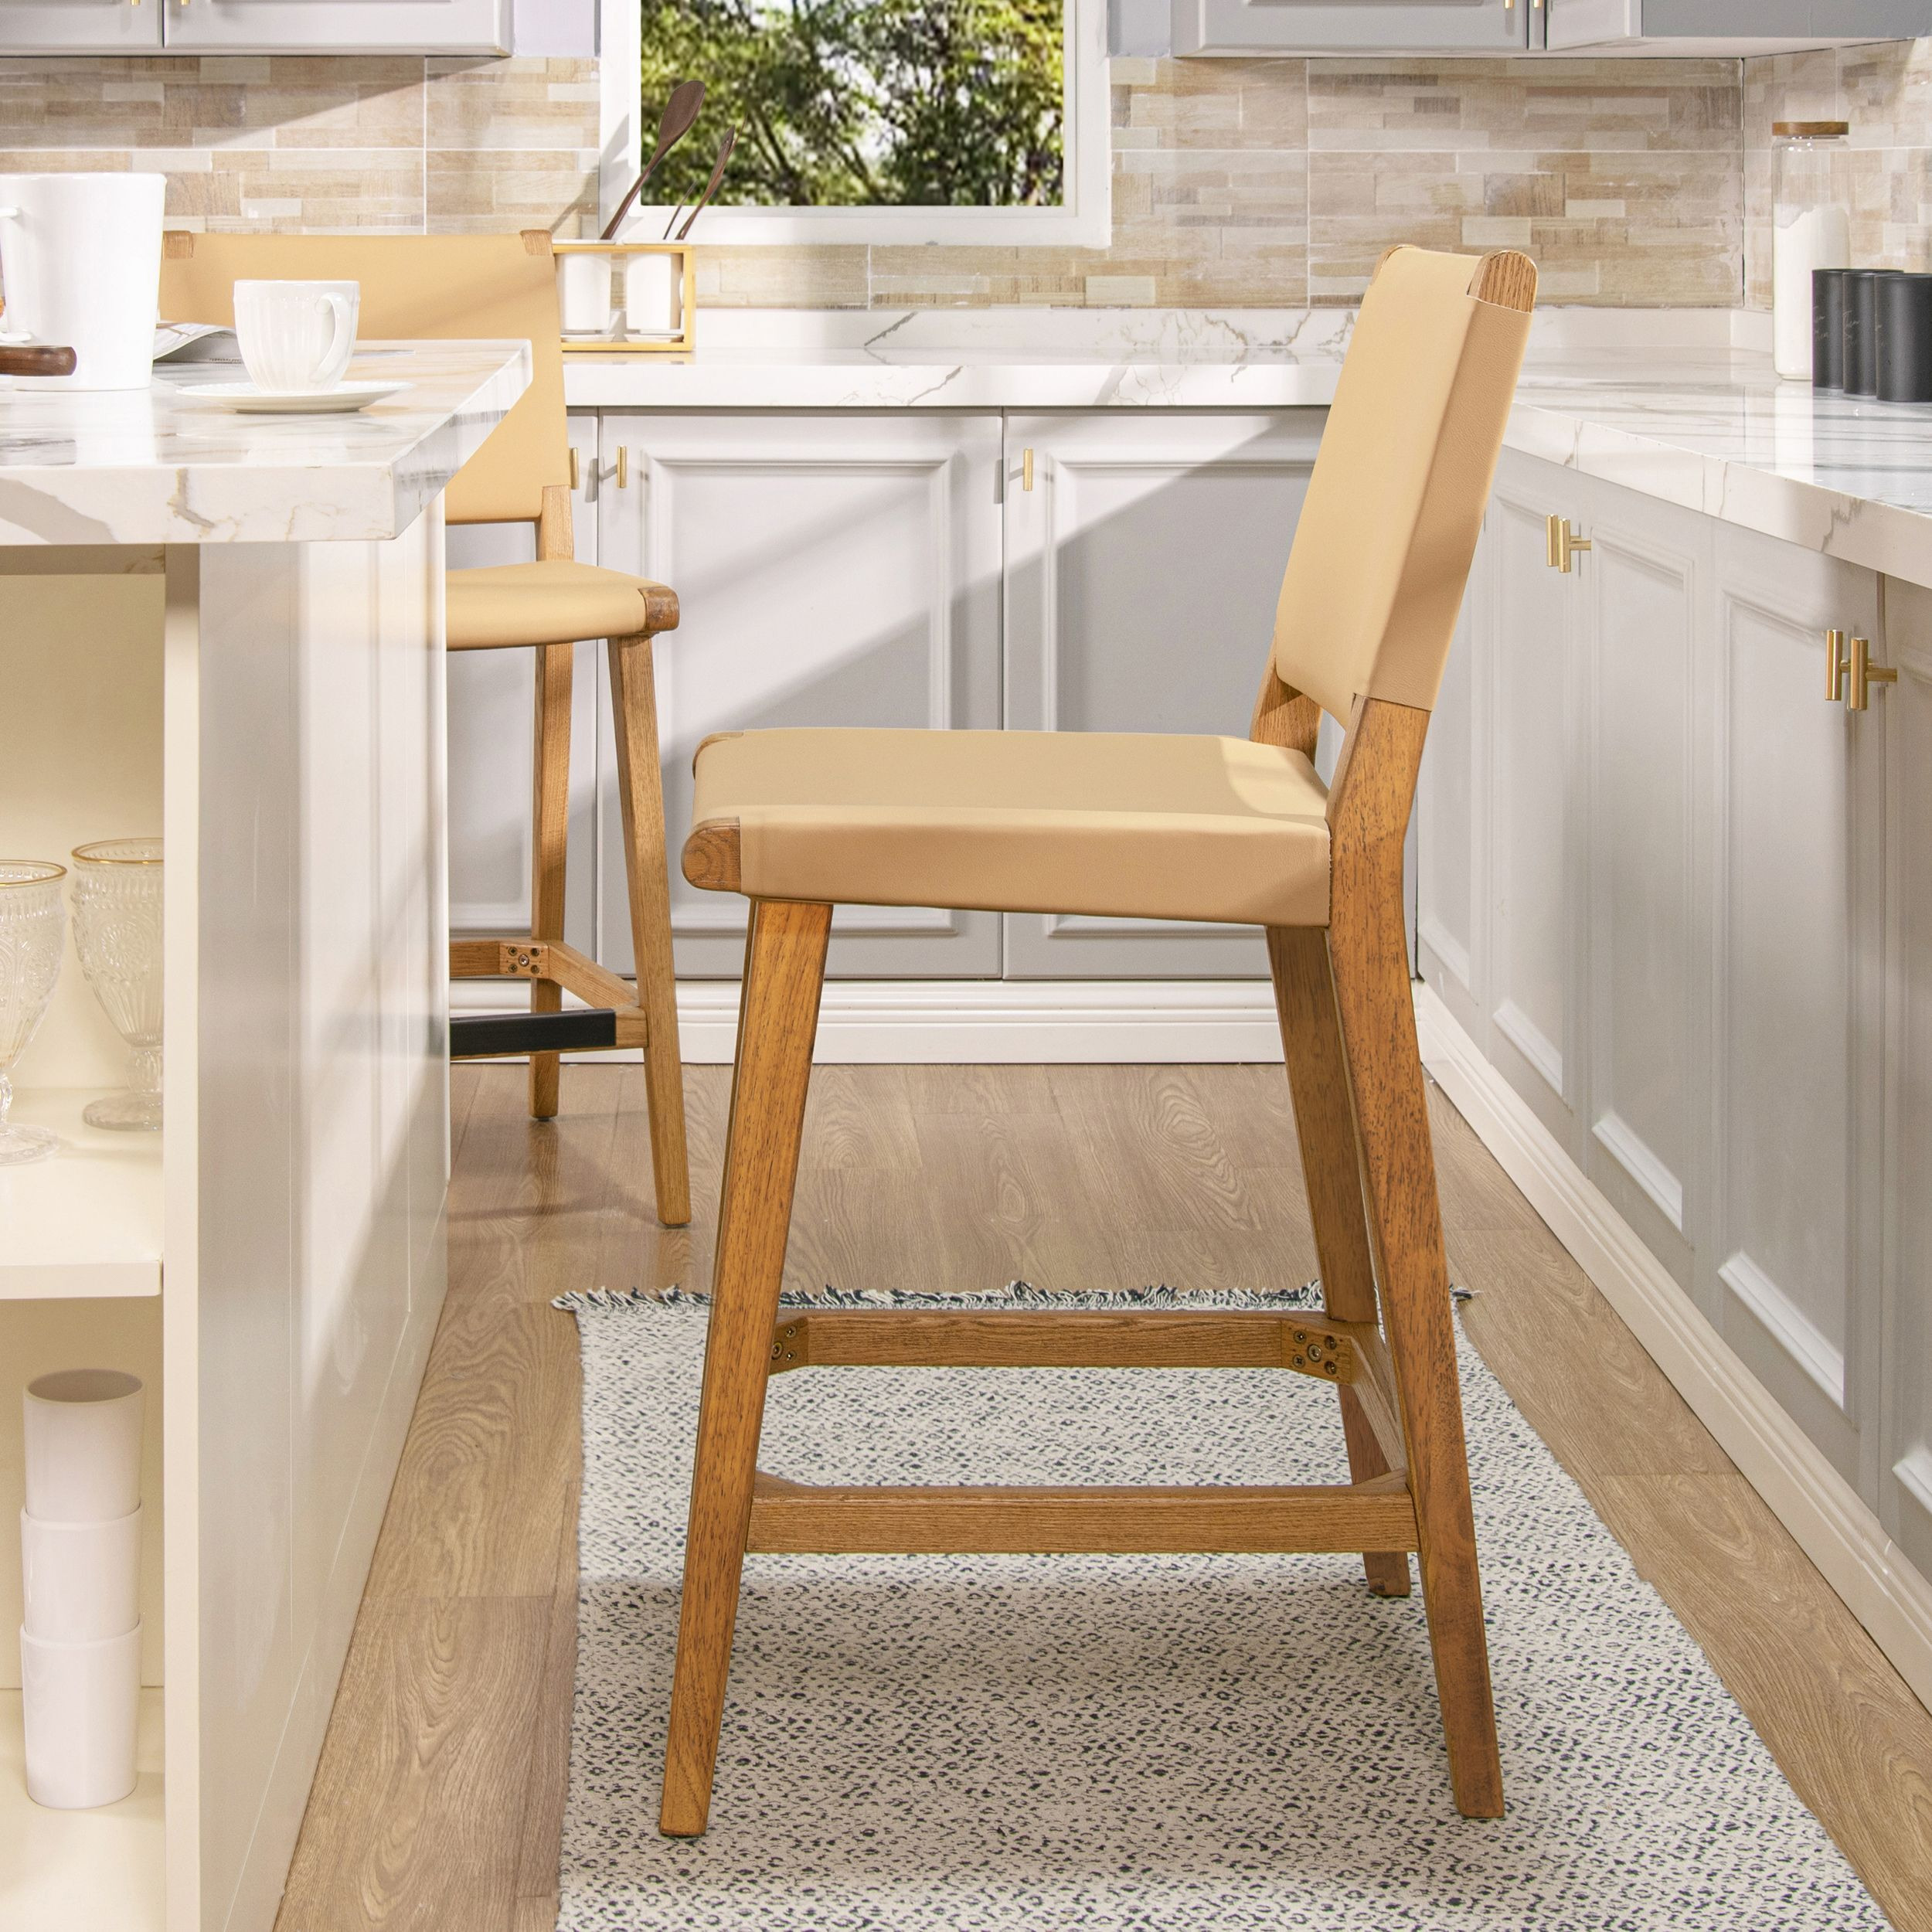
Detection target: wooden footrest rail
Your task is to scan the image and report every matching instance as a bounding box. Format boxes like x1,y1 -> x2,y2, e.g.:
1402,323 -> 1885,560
450,936 -> 651,1046
747,1469 -> 1419,1555
765,1308 -> 1365,1382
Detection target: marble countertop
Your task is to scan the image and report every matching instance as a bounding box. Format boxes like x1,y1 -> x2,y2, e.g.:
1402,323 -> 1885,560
563,310 -> 1932,587
0,341 -> 529,547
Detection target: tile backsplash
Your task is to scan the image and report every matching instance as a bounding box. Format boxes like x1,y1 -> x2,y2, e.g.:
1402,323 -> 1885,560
2,40 -> 1927,310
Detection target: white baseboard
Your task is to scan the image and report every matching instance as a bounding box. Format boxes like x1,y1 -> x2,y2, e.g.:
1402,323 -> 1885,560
1416,981 -> 1932,1716
451,977 -> 1284,1064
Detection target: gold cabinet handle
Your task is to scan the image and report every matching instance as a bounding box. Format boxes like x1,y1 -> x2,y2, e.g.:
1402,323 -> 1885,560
1825,628 -> 1849,703
1846,634 -> 1897,713
1546,513 -> 1590,573
1022,447 -> 1034,492
616,445 -> 628,488
568,447 -> 580,492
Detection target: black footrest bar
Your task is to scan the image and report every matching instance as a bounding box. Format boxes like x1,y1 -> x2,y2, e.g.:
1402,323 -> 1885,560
451,1009 -> 619,1060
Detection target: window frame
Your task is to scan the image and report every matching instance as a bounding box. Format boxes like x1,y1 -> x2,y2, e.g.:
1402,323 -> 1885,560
597,0 -> 1111,248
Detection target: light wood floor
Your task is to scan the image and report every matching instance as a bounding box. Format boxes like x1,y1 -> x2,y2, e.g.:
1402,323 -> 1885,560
274,1062 -> 1932,1932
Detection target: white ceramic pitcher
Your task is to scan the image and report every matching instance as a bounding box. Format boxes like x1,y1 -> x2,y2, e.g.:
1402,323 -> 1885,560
0,172 -> 165,391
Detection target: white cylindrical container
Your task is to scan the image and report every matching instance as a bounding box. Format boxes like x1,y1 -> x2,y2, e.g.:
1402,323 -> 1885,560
558,250 -> 612,335
624,252 -> 682,338
21,1506 -> 141,1642
19,1621 -> 142,1809
23,1370 -> 144,1522
1771,121 -> 1851,380
0,172 -> 165,391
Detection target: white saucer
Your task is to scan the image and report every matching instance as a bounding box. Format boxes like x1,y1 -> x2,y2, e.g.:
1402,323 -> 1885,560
177,380 -> 410,414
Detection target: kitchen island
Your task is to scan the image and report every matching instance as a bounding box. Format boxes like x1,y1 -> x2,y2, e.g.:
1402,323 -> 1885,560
486,315 -> 1932,1750
0,340 -> 528,1932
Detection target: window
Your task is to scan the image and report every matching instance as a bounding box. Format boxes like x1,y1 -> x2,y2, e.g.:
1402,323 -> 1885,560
600,0 -> 1109,246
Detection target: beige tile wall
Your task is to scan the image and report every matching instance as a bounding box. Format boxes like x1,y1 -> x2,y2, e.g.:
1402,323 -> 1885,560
10,42 -> 1925,309
1743,39 -> 1932,309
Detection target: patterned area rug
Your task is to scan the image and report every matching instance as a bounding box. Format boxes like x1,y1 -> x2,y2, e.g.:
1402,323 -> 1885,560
554,1284 -> 1889,1931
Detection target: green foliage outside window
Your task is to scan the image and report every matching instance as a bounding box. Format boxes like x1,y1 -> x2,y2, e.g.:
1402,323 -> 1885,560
639,0 -> 1066,209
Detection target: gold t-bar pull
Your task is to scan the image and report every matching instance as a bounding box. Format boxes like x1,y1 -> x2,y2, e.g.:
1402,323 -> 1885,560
1825,629 -> 1849,702
1546,513 -> 1590,573
1846,634 -> 1897,712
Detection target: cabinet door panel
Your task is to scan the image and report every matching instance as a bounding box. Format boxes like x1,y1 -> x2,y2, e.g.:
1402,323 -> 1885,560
1485,456 -> 1583,1150
1003,411 -> 1320,979
598,413 -> 1003,979
0,0 -> 157,47
1175,0 -> 1525,53
1419,552 -> 1484,1038
162,0 -> 506,50
1881,580 -> 1932,1574
1583,481 -> 1704,1281
1707,530 -> 1882,1488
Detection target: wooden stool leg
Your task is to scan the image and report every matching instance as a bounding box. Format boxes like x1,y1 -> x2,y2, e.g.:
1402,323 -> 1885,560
1267,925 -> 1410,1598
528,640 -> 573,1121
1328,823 -> 1503,1818
608,632 -> 692,1226
661,897 -> 831,1838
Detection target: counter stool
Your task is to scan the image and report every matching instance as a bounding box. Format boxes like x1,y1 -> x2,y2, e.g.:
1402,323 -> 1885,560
660,245 -> 1537,1833
161,231 -> 690,1226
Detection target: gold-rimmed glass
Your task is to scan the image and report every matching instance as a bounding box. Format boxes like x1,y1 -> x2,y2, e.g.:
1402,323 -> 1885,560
0,861 -> 66,1166
69,838 -> 162,1134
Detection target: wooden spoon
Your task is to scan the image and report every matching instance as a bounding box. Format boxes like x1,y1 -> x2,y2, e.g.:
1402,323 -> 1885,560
601,80 -> 706,241
673,128 -> 738,241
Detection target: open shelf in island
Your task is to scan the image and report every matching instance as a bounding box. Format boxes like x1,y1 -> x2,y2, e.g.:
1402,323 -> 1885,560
0,1090 -> 162,1300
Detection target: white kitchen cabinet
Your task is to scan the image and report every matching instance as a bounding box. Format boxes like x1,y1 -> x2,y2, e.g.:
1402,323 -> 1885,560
1173,0 -> 1525,55
1481,454 -> 1586,1154
160,0 -> 507,52
1544,0 -> 1927,53
1704,526 -> 1885,1494
1879,577 -> 1932,1579
1002,411 -> 1320,978
1422,450 -> 1899,1500
596,411 -> 1004,979
0,0 -> 509,51
0,0 -> 157,50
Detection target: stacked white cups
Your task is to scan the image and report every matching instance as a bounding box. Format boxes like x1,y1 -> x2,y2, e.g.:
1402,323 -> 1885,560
19,1369 -> 144,1809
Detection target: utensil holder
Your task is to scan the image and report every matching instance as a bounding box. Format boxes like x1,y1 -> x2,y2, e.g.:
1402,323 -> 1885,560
555,241 -> 694,355
23,1370 -> 143,1522
21,1505 -> 141,1643
19,1621 -> 141,1809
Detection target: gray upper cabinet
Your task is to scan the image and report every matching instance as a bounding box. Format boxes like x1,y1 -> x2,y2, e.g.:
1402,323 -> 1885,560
1544,0 -> 1930,53
1002,410 -> 1320,978
596,411 -> 1005,981
0,0 -> 158,51
1174,0 -> 1525,56
0,0 -> 509,52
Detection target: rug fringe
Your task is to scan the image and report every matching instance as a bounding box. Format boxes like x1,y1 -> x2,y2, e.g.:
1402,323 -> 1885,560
554,1281 -> 1327,1315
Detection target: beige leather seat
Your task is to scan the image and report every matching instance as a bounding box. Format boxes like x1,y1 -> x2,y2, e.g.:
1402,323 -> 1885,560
692,726 -> 1332,927
161,230 -> 691,1227
444,557 -> 676,651
659,244 -> 1539,1846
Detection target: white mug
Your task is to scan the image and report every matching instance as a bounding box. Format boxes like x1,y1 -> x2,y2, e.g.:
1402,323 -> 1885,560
0,172 -> 165,391
23,1369 -> 144,1522
233,278 -> 359,395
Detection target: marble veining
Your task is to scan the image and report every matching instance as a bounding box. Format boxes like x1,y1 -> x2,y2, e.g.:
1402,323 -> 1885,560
565,313 -> 1932,589
0,342 -> 530,547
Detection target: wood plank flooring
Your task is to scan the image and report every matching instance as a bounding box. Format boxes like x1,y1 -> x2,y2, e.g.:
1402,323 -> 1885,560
272,1062 -> 1932,1932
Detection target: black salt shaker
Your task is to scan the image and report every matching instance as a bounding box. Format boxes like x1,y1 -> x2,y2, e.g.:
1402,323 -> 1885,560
1877,271 -> 1932,403
1813,267 -> 1849,389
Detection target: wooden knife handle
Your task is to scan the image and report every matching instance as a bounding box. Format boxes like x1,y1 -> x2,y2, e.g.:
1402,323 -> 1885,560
0,344 -> 79,377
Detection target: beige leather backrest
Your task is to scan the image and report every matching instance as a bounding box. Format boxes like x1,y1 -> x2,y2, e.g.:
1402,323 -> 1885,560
1272,246 -> 1535,723
160,230 -> 568,527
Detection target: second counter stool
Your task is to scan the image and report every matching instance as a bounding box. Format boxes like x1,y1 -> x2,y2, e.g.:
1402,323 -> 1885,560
161,231 -> 690,1226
